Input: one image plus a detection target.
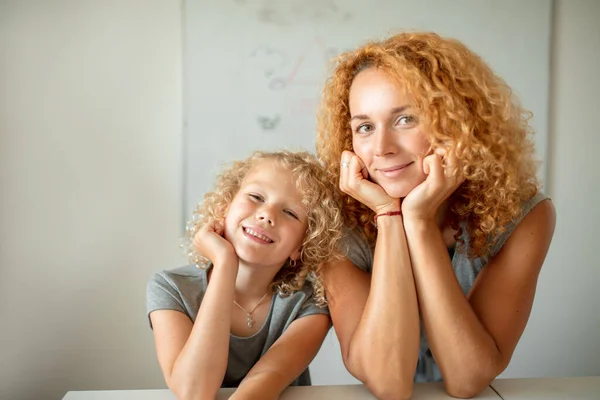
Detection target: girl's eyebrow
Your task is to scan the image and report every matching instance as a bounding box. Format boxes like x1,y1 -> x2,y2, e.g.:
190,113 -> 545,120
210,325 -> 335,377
350,105 -> 412,121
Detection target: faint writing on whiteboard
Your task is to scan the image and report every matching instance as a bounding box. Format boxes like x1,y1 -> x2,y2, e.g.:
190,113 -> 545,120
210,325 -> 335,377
248,37 -> 348,131
234,0 -> 353,26
250,37 -> 342,91
257,115 -> 281,131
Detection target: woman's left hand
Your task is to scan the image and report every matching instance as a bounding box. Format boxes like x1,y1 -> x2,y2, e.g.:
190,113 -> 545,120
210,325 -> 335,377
401,152 -> 465,223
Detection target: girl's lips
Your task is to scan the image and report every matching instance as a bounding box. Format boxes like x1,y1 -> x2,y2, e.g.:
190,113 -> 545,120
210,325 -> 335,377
242,226 -> 274,244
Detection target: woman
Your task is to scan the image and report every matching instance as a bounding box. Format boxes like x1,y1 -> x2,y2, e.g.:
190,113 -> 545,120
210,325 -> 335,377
316,31 -> 556,399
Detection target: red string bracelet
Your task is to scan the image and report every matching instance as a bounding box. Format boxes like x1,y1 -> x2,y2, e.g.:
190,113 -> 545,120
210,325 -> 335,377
373,211 -> 402,227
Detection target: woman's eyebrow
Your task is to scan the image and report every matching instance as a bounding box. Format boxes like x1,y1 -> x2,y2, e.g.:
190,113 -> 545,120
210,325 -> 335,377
350,105 -> 412,121
389,105 -> 411,114
350,114 -> 369,122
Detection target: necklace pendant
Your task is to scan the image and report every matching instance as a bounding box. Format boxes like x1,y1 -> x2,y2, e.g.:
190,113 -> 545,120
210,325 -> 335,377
246,314 -> 254,328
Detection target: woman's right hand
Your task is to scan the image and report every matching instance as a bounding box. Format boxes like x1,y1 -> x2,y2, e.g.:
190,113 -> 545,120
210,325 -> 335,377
339,150 -> 400,213
193,220 -> 238,268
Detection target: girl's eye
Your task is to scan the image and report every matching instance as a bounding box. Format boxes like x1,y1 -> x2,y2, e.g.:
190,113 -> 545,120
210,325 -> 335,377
248,193 -> 263,202
396,115 -> 417,126
284,210 -> 299,220
355,123 -> 374,134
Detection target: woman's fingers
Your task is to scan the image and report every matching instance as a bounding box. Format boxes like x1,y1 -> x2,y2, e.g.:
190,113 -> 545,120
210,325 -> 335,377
339,151 -> 399,212
424,152 -> 465,196
339,150 -> 359,193
347,155 -> 366,191
423,154 -> 443,183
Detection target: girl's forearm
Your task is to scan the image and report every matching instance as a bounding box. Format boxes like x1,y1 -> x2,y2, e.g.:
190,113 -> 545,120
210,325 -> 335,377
169,263 -> 238,400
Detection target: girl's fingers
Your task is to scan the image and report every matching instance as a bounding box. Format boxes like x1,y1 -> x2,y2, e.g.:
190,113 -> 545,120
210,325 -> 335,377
213,221 -> 225,236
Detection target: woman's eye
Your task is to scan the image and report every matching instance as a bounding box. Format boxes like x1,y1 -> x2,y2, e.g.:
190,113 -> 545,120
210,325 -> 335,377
396,115 -> 417,125
356,123 -> 374,134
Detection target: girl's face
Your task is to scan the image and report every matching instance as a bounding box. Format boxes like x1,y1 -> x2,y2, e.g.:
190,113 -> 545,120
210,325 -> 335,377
224,160 -> 308,270
349,68 -> 431,198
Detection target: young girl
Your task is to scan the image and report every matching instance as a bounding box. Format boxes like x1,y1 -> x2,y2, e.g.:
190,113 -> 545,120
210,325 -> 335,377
316,31 -> 556,399
146,151 -> 342,400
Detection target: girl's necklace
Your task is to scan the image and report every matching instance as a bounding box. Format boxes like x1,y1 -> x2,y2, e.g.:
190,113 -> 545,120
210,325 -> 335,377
233,292 -> 270,328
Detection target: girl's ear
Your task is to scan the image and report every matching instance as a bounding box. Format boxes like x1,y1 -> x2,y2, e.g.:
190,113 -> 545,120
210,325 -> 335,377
290,247 -> 302,262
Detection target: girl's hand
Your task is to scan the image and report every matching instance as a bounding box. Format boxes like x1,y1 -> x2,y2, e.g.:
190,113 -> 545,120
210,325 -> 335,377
339,150 -> 400,213
193,220 -> 238,268
401,152 -> 465,223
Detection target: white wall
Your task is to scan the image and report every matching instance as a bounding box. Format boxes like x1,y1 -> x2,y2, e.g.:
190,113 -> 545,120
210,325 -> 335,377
0,1 -> 184,399
0,1 -> 598,399
501,0 -> 600,378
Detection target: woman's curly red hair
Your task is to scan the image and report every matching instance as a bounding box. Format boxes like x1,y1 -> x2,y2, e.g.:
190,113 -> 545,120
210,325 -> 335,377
317,31 -> 539,257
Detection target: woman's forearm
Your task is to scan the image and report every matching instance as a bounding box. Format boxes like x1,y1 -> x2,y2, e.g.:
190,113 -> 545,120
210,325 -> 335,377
169,264 -> 237,400
348,215 -> 420,399
404,219 -> 501,396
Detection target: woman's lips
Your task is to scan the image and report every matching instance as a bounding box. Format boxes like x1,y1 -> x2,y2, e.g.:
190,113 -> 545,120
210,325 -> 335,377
378,162 -> 413,178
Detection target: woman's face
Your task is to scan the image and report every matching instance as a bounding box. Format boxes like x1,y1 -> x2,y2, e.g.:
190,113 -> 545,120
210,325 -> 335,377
348,68 -> 431,198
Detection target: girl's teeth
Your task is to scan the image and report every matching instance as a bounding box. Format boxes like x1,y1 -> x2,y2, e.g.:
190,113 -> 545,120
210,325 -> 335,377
245,228 -> 272,242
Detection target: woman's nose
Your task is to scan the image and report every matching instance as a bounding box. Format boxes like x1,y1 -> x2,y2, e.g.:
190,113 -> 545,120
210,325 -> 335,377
374,126 -> 398,157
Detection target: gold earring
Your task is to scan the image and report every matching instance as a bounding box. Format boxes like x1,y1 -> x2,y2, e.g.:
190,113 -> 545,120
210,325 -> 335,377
290,259 -> 297,267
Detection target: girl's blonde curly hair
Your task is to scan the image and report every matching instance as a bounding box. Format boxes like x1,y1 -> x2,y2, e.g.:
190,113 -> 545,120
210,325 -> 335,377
317,31 -> 540,258
182,150 -> 343,305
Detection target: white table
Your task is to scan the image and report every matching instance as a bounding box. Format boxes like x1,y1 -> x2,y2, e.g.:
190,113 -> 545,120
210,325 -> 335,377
490,376 -> 600,399
63,382 -> 500,399
63,377 -> 600,399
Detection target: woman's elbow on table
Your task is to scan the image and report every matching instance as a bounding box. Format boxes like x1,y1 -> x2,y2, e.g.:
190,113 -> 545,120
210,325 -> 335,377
357,367 -> 414,400
166,376 -> 218,400
344,346 -> 414,400
445,383 -> 487,399
443,355 -> 505,398
443,372 -> 496,399
364,377 -> 414,400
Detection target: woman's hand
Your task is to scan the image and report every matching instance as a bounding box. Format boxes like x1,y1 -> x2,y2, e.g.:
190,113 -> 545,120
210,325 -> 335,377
401,152 -> 464,223
339,150 -> 400,213
193,220 -> 238,268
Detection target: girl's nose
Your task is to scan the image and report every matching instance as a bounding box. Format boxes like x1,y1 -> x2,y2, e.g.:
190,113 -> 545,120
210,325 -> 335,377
255,206 -> 275,226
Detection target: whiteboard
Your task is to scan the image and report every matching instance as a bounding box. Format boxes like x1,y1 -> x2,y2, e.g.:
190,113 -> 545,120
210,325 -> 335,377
183,0 -> 552,385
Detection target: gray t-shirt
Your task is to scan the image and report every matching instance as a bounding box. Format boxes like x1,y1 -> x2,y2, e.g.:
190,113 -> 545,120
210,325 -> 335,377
146,265 -> 329,387
340,192 -> 549,382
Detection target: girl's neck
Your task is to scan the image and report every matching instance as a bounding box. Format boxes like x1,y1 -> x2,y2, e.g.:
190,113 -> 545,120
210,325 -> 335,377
233,261 -> 279,302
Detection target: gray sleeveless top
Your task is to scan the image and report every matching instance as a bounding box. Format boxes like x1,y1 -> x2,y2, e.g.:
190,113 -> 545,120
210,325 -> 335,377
340,192 -> 548,382
146,265 -> 329,387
